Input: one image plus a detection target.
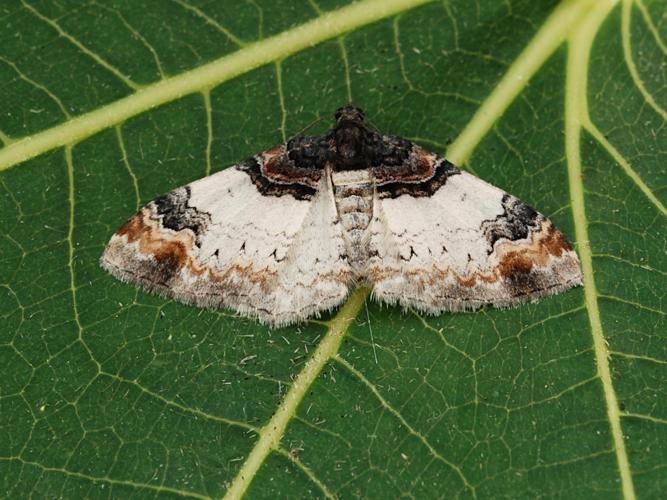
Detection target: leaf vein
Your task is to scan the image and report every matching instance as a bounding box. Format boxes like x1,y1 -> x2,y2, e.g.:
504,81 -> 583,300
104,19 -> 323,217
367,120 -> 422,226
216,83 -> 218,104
334,354 -> 476,497
622,0 -> 667,121
170,0 -> 247,47
583,119 -> 666,215
21,0 -> 140,91
0,457 -> 210,499
275,447 -> 337,500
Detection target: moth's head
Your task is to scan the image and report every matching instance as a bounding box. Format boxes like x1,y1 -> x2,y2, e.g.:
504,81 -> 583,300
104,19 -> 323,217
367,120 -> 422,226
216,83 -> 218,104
332,105 -> 368,167
334,105 -> 365,126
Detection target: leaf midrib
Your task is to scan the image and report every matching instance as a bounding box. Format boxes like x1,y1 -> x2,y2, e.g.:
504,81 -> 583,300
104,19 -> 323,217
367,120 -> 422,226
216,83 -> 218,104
565,2 -> 639,499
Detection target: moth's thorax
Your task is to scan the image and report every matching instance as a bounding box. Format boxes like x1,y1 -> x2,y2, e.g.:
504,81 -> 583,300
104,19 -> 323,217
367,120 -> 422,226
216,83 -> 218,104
331,168 -> 374,270
332,104 -> 372,170
332,122 -> 370,169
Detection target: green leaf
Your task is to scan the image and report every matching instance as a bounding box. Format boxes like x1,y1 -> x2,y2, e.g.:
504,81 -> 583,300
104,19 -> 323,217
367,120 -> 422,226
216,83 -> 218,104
0,0 -> 664,498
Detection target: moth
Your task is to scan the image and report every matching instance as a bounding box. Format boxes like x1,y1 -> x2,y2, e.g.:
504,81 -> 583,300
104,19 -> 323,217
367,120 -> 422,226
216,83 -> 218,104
101,105 -> 582,326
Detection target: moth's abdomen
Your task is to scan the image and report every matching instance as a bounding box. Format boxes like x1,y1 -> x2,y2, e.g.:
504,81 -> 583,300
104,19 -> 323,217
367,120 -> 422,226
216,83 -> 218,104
331,169 -> 374,269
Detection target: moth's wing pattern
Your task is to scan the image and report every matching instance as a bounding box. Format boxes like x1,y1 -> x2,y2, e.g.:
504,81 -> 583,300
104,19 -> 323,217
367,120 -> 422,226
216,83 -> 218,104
101,143 -> 353,326
367,142 -> 583,313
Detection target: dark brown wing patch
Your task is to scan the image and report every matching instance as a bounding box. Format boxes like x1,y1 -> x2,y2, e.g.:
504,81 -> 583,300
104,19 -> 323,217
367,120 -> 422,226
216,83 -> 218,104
236,145 -> 323,200
374,145 -> 461,198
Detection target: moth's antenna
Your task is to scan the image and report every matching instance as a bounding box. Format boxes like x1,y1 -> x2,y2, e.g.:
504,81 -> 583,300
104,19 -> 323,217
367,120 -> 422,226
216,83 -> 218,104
292,114 -> 328,138
365,115 -> 382,134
